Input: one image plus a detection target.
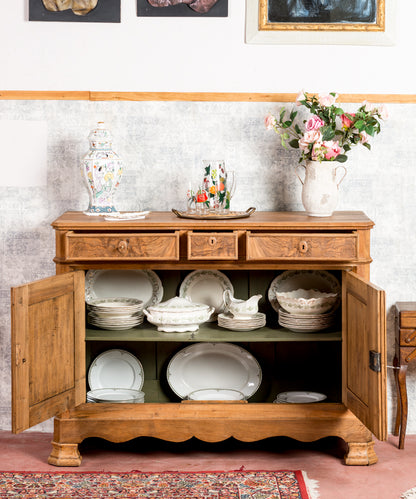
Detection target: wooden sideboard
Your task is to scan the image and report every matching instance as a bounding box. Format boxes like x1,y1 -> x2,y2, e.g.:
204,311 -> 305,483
11,211 -> 386,466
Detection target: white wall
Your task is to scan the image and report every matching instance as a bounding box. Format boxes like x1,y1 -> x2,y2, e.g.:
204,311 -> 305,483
0,1 -> 414,93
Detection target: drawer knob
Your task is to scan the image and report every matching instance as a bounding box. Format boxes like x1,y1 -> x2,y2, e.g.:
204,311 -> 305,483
117,240 -> 128,254
209,237 -> 217,246
299,240 -> 308,253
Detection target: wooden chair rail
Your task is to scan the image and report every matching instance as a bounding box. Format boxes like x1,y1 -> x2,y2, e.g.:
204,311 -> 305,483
0,91 -> 415,103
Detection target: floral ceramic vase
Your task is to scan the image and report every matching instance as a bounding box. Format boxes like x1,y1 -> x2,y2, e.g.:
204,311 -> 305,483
202,160 -> 236,212
81,122 -> 123,215
295,160 -> 347,217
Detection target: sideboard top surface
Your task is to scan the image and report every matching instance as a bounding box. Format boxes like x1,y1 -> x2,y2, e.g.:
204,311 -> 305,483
52,211 -> 374,231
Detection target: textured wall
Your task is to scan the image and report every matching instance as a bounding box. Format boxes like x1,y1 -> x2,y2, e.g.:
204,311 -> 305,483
1,99 -> 415,434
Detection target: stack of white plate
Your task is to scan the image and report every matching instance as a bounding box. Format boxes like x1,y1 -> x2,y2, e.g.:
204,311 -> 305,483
278,307 -> 336,332
87,388 -> 145,403
87,298 -> 144,330
217,312 -> 266,331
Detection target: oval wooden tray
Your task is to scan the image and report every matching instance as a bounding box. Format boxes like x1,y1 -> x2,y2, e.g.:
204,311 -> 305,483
172,207 -> 256,220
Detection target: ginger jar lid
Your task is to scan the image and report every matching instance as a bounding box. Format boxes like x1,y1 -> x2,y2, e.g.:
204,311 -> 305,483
88,122 -> 113,150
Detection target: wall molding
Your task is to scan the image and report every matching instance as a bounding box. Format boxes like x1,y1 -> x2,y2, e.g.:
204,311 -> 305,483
0,90 -> 415,103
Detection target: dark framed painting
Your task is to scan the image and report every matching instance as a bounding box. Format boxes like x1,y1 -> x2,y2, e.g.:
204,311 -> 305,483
137,0 -> 228,18
29,0 -> 121,23
245,0 -> 394,45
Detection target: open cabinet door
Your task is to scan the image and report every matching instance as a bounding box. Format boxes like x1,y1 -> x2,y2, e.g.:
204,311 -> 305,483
11,271 -> 85,433
342,271 -> 387,441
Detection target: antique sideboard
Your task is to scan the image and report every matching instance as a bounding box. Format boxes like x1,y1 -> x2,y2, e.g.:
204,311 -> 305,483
11,211 -> 386,466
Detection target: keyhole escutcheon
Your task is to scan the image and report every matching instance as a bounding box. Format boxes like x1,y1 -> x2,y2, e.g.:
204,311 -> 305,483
299,240 -> 308,253
209,236 -> 217,246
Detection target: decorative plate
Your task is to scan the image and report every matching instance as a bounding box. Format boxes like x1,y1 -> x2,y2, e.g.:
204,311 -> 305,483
88,349 -> 144,391
267,270 -> 341,314
85,269 -> 163,307
166,342 -> 262,399
179,269 -> 233,319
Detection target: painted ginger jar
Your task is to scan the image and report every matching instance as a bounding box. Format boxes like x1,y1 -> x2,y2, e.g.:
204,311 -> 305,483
81,121 -> 123,215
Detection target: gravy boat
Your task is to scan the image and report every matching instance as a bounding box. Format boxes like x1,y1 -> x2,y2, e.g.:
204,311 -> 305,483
223,289 -> 262,320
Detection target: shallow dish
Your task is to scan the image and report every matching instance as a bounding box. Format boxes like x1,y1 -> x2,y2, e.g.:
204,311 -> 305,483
187,388 -> 246,401
85,270 -> 163,308
273,391 -> 327,404
268,270 -> 341,313
179,270 -> 233,320
275,288 -> 338,315
88,349 -> 144,391
167,342 -> 262,399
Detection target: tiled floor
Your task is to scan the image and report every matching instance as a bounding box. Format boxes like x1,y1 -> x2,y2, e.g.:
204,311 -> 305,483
1,431 -> 416,498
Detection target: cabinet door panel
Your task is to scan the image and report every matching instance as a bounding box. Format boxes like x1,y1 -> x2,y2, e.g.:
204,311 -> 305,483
342,271 -> 387,440
11,271 -> 85,433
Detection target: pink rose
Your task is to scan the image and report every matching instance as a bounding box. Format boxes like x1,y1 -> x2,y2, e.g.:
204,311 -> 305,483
377,104 -> 388,120
341,113 -> 355,128
318,93 -> 338,107
305,115 -> 325,131
362,100 -> 375,113
323,140 -> 341,160
295,90 -> 305,106
299,130 -> 322,152
265,114 -> 276,130
359,131 -> 369,144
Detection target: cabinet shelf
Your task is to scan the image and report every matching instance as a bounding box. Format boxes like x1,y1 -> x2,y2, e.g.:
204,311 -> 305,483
85,322 -> 342,342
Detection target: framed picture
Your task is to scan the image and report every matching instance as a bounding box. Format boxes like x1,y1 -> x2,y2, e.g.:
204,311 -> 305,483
29,0 -> 121,23
137,0 -> 228,18
245,0 -> 395,45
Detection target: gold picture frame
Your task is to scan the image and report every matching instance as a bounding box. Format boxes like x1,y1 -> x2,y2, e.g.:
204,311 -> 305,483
246,0 -> 395,45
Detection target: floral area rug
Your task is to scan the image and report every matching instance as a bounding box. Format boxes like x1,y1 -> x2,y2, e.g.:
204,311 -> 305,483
402,487 -> 416,499
0,470 -> 318,498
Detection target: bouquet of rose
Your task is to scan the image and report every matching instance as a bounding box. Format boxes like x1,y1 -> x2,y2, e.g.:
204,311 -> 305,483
265,91 -> 388,163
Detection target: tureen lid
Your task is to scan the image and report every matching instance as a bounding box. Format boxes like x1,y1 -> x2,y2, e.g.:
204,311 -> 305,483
147,296 -> 209,312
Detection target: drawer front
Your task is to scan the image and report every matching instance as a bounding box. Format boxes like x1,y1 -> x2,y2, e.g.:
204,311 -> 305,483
66,232 -> 180,260
399,313 -> 416,329
398,346 -> 416,364
246,232 -> 357,260
187,232 -> 238,260
398,328 -> 416,347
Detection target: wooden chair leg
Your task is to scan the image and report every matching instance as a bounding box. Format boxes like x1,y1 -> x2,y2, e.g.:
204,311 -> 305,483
396,363 -> 408,449
393,355 -> 401,436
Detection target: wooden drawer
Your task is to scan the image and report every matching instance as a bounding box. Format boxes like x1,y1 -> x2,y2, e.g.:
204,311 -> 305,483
187,232 -> 238,260
398,328 -> 416,347
397,345 -> 416,364
398,313 -> 416,329
246,232 -> 357,261
65,232 -> 180,260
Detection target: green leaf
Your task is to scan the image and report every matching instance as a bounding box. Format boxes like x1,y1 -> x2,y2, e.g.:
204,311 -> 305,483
335,154 -> 348,163
334,107 -> 344,115
343,144 -> 351,152
294,124 -> 301,134
363,142 -> 371,150
289,139 -> 299,148
365,125 -> 375,136
290,109 -> 298,121
354,120 -> 365,131
321,127 -> 335,141
282,132 -> 290,140
279,108 -> 286,121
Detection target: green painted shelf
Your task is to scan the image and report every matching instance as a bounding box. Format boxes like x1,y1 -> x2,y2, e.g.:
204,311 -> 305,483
85,323 -> 342,342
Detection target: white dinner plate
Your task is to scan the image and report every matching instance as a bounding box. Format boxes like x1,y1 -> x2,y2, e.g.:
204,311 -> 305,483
167,342 -> 262,399
85,270 -> 163,307
268,270 -> 341,313
179,270 -> 233,319
88,349 -> 144,391
274,391 -> 327,404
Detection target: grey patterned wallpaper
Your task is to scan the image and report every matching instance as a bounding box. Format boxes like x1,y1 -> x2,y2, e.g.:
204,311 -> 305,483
0,98 -> 415,435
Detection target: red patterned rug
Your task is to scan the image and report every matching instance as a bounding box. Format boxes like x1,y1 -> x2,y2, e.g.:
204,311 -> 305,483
0,470 -> 316,498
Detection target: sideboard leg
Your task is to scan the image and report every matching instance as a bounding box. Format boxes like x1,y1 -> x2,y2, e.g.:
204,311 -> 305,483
48,442 -> 82,467
344,441 -> 377,466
